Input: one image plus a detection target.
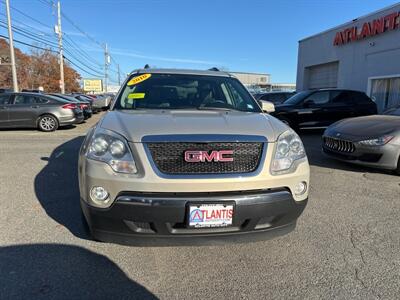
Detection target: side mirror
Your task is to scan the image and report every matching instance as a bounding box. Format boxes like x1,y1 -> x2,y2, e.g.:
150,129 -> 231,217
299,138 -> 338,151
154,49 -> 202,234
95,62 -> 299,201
303,99 -> 315,108
259,100 -> 275,113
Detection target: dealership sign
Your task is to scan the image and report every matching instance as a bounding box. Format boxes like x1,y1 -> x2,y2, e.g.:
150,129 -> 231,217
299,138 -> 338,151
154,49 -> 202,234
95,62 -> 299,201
333,12 -> 399,46
83,79 -> 103,92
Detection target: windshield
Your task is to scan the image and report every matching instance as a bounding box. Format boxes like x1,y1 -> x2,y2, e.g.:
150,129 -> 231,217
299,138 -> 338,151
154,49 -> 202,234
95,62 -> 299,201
114,73 -> 261,112
283,91 -> 311,105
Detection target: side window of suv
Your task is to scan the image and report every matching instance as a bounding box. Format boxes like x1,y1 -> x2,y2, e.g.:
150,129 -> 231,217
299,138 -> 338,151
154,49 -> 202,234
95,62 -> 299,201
0,94 -> 10,105
330,91 -> 355,104
303,91 -> 330,105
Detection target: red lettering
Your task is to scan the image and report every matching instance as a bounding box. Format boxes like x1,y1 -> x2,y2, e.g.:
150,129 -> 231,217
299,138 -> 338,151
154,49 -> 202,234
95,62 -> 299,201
202,151 -> 219,162
333,31 -> 343,46
359,22 -> 371,39
350,27 -> 358,42
371,18 -> 384,35
227,209 -> 233,218
384,12 -> 398,31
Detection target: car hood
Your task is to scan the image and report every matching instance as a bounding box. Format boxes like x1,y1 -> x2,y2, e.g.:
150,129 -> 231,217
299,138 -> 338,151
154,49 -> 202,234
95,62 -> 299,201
100,110 -> 280,142
327,115 -> 400,139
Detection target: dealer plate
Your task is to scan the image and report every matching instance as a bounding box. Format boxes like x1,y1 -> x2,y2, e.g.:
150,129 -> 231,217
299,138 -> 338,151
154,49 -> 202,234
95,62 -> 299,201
188,204 -> 234,228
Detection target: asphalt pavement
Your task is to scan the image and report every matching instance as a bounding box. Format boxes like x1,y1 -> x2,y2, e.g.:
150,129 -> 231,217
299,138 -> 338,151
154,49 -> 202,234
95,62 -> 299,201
0,114 -> 399,299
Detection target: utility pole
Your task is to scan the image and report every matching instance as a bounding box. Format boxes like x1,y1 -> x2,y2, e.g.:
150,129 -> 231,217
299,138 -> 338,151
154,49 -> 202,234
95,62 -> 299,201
104,43 -> 109,92
5,0 -> 18,92
117,64 -> 121,85
57,0 -> 65,93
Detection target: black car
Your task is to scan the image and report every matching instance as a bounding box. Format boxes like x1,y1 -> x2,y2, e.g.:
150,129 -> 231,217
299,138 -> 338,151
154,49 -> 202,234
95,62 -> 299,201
0,92 -> 83,131
49,93 -> 92,120
254,91 -> 295,104
272,89 -> 377,129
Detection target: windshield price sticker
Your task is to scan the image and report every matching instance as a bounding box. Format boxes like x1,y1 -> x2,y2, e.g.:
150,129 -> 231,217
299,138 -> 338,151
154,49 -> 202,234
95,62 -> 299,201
127,74 -> 151,86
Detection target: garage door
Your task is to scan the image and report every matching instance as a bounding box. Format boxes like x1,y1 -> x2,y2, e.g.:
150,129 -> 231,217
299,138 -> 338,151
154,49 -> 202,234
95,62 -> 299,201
307,62 -> 339,89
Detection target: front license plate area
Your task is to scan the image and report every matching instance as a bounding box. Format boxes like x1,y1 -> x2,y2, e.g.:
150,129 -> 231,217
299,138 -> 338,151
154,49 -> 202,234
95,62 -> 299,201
188,203 -> 234,228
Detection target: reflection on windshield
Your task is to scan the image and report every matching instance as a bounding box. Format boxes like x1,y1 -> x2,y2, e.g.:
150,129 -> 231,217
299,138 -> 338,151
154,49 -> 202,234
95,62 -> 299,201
283,91 -> 310,105
114,74 -> 261,113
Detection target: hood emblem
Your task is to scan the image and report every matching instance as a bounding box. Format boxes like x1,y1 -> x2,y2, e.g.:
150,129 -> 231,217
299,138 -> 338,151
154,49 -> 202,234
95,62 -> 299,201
184,150 -> 234,163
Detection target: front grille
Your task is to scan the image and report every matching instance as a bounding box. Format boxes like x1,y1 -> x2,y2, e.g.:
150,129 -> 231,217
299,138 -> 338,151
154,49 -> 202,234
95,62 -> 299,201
146,142 -> 263,175
323,137 -> 355,153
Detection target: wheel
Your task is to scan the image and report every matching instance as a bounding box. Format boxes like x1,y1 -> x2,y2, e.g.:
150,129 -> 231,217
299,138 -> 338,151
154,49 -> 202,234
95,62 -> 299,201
395,157 -> 400,175
38,114 -> 59,132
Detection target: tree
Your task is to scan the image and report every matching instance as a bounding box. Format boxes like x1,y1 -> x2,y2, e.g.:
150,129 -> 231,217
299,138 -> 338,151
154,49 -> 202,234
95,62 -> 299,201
0,38 -> 82,92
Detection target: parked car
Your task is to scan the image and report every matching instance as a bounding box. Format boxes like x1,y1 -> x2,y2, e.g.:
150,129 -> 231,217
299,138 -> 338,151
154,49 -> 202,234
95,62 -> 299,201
93,94 -> 112,110
0,88 -> 13,93
0,92 -> 83,131
79,68 -> 310,245
69,93 -> 98,112
322,105 -> 400,174
253,91 -> 295,104
48,93 -> 92,120
272,89 -> 377,130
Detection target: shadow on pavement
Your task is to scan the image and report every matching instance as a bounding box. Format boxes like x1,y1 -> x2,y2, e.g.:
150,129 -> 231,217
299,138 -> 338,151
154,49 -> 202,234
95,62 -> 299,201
299,130 -> 395,175
0,244 -> 158,299
34,136 -> 88,239
0,125 -> 77,132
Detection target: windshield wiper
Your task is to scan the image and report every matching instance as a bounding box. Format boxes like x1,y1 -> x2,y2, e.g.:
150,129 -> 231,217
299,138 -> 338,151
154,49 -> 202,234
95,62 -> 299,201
196,107 -> 239,112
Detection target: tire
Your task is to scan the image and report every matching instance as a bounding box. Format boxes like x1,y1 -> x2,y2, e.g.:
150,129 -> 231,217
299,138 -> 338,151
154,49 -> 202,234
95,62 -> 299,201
37,114 -> 59,132
395,157 -> 400,175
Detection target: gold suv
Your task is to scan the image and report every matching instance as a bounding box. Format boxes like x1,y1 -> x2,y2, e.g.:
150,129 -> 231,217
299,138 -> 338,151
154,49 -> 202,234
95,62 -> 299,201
79,68 -> 310,245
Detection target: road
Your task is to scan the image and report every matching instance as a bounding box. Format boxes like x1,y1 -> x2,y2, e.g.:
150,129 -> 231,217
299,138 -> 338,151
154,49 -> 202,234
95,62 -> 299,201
0,113 -> 399,299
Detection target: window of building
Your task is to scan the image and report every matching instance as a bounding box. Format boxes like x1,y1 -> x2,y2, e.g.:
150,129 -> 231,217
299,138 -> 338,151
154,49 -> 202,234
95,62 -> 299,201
370,77 -> 400,113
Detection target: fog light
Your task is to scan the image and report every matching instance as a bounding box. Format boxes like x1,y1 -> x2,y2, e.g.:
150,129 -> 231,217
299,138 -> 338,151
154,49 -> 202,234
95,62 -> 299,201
90,186 -> 109,203
294,181 -> 307,196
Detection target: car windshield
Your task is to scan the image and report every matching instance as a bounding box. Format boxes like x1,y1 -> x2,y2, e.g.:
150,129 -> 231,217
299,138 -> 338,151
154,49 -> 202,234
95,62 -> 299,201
283,91 -> 310,105
114,73 -> 261,112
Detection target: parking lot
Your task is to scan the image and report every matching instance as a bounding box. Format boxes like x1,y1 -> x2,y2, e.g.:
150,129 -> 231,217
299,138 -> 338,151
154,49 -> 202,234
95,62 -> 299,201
0,113 -> 399,299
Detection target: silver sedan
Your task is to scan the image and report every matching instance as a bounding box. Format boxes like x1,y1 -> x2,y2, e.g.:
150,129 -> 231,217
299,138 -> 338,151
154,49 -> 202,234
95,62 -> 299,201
322,106 -> 400,175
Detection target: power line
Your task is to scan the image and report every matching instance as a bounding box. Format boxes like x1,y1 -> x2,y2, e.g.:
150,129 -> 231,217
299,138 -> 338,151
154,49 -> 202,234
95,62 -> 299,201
9,3 -> 54,30
0,33 -> 58,53
0,20 -> 58,47
63,33 -> 102,66
63,56 -> 102,78
0,23 -> 58,49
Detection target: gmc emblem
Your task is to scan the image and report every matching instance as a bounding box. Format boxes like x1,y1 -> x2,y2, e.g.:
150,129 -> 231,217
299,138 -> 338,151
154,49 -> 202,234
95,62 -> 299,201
184,150 -> 234,163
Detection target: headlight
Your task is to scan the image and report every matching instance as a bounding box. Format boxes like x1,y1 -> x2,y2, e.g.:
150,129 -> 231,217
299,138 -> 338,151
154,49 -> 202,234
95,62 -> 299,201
271,129 -> 306,174
86,128 -> 137,174
357,135 -> 393,146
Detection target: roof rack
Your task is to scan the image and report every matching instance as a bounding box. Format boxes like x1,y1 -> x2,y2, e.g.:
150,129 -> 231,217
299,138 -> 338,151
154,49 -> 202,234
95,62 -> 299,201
144,64 -> 150,69
208,67 -> 220,71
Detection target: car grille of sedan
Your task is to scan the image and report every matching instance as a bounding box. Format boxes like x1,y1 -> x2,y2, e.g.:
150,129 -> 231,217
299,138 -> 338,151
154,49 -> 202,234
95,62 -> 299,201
146,142 -> 263,175
323,137 -> 355,153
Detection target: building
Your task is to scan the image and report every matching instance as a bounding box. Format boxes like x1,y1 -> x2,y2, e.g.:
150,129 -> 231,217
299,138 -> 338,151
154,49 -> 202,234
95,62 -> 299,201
230,71 -> 270,87
296,3 -> 400,112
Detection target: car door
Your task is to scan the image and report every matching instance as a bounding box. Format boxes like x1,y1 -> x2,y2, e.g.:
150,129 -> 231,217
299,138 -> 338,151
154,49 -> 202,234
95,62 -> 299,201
8,94 -> 41,127
0,94 -> 12,128
296,91 -> 330,128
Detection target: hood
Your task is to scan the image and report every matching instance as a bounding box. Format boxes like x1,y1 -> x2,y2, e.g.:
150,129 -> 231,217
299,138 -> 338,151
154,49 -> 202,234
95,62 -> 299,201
100,110 -> 279,142
327,115 -> 400,139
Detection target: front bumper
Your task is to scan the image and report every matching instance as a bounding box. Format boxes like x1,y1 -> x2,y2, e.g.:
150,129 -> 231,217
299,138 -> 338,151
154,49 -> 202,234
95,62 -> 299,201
81,188 -> 307,246
322,142 -> 400,170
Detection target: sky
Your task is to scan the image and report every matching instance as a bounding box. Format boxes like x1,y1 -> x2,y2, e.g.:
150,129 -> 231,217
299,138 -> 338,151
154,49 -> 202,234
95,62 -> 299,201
0,0 -> 399,84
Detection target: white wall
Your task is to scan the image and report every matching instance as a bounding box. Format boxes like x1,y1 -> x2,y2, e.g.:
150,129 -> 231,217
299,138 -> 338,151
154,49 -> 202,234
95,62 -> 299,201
296,4 -> 400,92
